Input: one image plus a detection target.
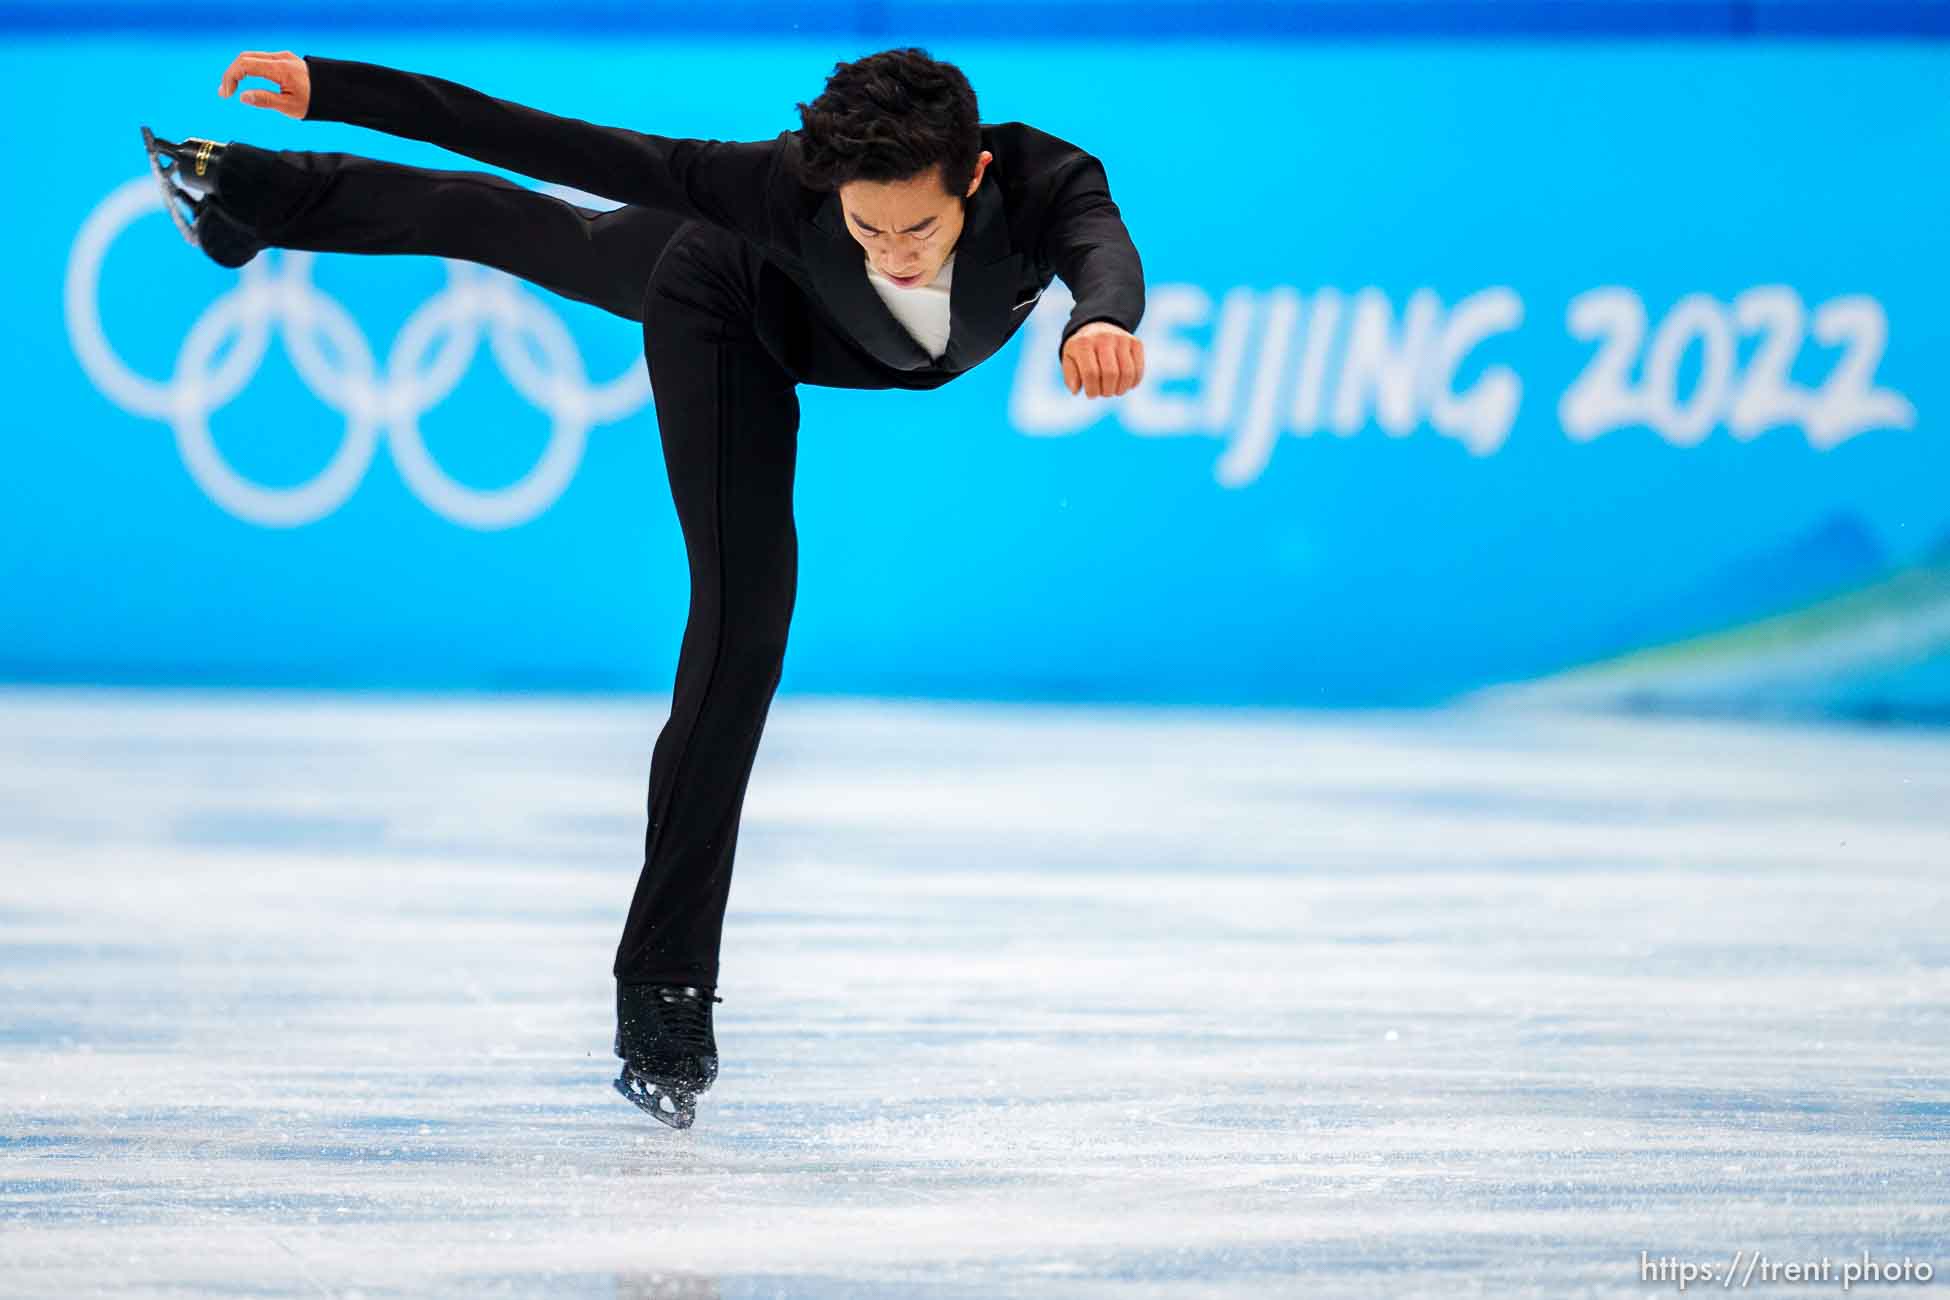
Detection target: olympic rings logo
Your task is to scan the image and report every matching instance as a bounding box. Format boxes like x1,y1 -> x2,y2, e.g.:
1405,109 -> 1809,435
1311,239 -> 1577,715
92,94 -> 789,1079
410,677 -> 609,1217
64,176 -> 651,529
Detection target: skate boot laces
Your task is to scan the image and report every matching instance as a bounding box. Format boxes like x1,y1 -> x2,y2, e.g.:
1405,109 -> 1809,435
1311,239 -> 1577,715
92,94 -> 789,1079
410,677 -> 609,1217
655,985 -> 721,1057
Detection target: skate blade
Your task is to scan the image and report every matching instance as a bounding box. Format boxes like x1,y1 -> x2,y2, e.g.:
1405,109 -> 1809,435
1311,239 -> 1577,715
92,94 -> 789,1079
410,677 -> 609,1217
139,125 -> 200,250
614,1069 -> 697,1130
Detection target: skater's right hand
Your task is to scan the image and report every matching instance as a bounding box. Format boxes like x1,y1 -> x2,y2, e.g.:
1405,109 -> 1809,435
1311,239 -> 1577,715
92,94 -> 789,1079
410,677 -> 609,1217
218,50 -> 311,120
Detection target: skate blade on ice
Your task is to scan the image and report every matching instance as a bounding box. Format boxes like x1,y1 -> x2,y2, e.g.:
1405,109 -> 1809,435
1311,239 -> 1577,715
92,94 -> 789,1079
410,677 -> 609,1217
614,1067 -> 697,1130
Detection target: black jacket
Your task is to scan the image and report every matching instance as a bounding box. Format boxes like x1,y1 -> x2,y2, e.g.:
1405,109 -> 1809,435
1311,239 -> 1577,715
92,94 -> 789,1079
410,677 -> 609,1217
300,56 -> 1146,378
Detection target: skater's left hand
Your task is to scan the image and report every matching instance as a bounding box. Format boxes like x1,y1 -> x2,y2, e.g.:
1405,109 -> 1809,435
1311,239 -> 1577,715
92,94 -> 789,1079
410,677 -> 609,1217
1062,321 -> 1144,399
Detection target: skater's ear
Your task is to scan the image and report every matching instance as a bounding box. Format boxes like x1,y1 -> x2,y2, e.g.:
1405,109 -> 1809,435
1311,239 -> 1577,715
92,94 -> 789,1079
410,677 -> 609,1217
963,150 -> 993,199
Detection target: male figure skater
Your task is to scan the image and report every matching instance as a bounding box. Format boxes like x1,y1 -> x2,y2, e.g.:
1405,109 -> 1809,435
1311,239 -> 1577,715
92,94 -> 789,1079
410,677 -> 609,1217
142,45 -> 1144,1129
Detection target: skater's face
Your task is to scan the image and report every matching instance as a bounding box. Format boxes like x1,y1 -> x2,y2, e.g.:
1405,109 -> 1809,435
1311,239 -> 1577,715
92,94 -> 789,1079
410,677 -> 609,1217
840,151 -> 993,289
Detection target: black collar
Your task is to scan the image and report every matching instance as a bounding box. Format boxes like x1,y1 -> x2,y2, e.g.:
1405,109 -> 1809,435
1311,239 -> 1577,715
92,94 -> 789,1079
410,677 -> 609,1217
806,170 -> 1019,372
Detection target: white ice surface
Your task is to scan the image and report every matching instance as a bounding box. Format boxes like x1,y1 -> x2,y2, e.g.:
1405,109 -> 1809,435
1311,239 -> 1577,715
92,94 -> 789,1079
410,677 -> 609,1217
1,687 -> 1947,1297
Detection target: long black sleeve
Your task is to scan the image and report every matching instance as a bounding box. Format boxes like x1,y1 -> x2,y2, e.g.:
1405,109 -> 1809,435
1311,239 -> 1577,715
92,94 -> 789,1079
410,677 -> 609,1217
1038,153 -> 1146,349
300,55 -> 781,242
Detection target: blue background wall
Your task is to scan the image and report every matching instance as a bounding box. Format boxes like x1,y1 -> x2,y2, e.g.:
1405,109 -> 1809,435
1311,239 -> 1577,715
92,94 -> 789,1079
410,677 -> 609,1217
3,11 -> 1946,706
5,2 -> 1949,35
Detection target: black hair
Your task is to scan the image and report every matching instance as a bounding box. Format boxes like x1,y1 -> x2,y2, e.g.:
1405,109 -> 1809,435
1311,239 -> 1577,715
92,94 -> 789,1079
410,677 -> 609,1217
794,47 -> 981,197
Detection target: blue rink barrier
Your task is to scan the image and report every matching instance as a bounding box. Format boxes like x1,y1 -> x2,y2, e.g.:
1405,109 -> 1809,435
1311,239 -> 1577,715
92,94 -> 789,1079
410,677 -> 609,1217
4,37 -> 1947,708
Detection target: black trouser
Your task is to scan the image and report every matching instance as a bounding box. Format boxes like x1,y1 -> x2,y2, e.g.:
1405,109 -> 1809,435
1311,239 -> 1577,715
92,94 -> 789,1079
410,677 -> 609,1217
218,144 -> 938,989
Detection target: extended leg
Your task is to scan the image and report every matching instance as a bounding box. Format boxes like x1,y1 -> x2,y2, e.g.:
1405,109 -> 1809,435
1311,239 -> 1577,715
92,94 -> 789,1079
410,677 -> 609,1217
211,142 -> 683,321
613,224 -> 800,989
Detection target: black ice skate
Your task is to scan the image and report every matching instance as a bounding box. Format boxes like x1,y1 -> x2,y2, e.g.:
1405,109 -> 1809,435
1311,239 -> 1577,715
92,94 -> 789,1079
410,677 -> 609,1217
139,125 -> 262,268
613,983 -> 721,1130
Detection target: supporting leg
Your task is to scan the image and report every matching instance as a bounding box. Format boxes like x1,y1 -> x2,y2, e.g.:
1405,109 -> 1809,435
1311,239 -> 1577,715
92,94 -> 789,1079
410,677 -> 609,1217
612,224 -> 802,989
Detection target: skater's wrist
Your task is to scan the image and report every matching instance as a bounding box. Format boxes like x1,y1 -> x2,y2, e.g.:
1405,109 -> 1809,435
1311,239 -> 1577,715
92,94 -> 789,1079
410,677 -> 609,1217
291,54 -> 389,126
297,55 -> 340,124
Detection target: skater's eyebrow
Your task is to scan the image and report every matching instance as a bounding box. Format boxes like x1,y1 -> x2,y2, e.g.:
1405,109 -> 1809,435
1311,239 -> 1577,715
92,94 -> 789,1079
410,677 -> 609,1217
850,213 -> 938,235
